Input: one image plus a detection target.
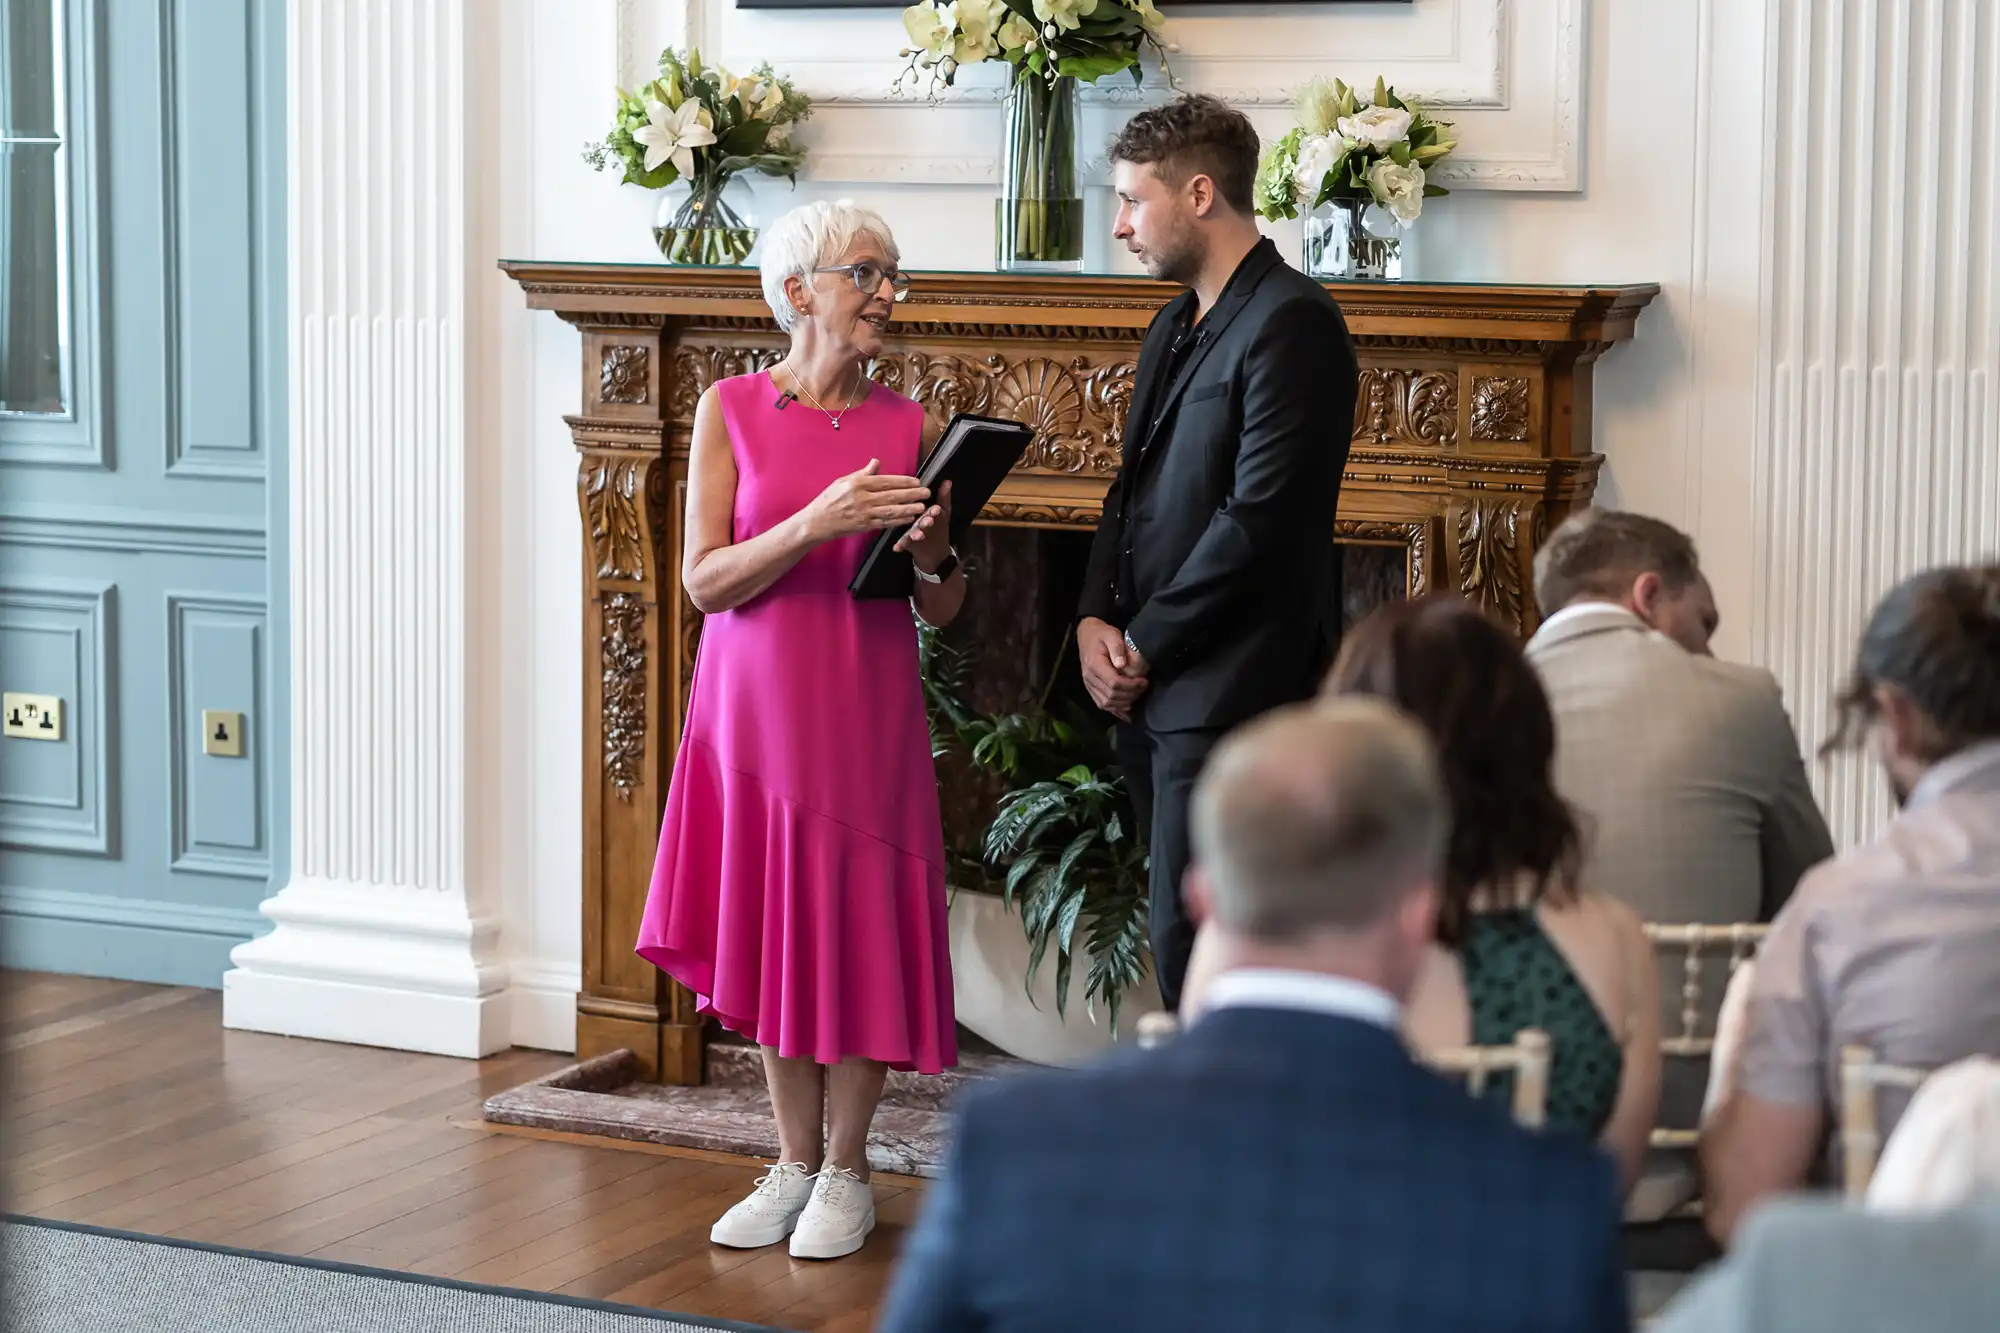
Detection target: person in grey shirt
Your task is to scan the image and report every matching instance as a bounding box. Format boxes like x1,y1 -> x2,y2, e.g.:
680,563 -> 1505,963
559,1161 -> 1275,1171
1527,509 -> 1835,1218
1703,563 -> 2000,1245
1649,1193 -> 2000,1333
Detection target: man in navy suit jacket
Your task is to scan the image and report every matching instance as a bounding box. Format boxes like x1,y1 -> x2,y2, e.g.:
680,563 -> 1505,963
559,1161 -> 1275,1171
878,699 -> 1630,1333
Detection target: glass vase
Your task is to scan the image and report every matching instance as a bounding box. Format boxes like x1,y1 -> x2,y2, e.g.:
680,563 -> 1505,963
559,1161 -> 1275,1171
652,175 -> 758,266
1302,196 -> 1405,281
995,73 -> 1083,273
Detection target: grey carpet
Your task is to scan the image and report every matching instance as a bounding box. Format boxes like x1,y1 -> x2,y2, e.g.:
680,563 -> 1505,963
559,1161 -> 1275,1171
2,1217 -> 792,1333
3,1215 -> 1690,1330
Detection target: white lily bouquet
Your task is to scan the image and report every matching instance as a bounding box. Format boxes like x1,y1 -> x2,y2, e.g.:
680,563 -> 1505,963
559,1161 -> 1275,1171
1256,77 -> 1456,228
582,47 -> 812,264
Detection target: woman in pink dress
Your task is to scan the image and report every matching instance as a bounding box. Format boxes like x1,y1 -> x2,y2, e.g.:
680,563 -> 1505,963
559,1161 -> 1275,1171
636,201 -> 962,1261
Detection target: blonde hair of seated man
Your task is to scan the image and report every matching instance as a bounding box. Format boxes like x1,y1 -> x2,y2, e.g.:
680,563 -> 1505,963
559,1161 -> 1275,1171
1178,697 -> 1449,1019
1534,507 -> 1720,655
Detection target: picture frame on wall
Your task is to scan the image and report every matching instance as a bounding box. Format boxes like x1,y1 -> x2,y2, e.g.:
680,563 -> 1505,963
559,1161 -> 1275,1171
738,0 -> 1411,8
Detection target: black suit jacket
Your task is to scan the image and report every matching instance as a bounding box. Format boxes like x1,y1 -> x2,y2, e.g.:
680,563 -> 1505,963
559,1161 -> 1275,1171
1079,239 -> 1359,731
878,1006 -> 1631,1333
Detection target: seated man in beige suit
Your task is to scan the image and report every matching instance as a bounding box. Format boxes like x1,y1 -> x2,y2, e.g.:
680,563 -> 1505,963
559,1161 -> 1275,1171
1528,509 -> 1832,929
1527,509 -> 1834,1218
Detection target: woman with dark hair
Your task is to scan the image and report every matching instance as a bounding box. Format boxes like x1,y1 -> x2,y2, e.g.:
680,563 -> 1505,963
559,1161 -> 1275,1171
1324,595 -> 1661,1189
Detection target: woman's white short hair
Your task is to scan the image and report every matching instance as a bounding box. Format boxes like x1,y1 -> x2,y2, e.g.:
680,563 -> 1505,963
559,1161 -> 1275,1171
759,199 -> 901,333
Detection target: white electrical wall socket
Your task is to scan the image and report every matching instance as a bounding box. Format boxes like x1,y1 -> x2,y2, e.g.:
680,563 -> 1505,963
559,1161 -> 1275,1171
203,710 -> 247,758
3,693 -> 64,742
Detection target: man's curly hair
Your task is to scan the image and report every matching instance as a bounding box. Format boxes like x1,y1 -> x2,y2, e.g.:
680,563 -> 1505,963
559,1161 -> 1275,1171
1106,93 -> 1260,215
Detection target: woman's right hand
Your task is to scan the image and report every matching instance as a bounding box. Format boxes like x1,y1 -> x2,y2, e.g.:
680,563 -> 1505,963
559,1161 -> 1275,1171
801,459 -> 930,542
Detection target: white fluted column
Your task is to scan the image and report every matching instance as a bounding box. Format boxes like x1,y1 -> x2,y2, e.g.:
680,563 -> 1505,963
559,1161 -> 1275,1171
223,0 -> 510,1057
1752,0 -> 2000,847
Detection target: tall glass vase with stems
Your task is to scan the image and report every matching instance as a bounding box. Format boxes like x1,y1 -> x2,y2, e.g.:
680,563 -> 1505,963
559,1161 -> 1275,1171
653,173 -> 759,266
995,72 -> 1083,272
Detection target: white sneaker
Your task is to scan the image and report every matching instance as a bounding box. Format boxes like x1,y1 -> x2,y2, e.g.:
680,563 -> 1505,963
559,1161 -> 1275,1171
709,1162 -> 816,1249
788,1165 -> 875,1260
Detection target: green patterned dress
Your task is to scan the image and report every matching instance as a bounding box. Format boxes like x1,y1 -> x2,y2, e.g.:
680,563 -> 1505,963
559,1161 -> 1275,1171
1461,908 -> 1625,1137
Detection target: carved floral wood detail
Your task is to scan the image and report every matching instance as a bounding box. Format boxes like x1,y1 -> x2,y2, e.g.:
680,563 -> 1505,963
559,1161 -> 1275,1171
1453,496 -> 1541,628
982,501 -> 1106,528
665,345 -> 1138,476
1469,376 -> 1533,441
581,454 -> 651,583
662,340 -> 1523,472
870,353 -> 1132,476
1354,369 -> 1459,448
601,345 -> 651,404
668,345 -> 786,420
601,591 -> 649,800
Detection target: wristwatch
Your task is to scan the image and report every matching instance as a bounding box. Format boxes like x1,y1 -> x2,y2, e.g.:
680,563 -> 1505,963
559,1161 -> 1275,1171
1123,630 -> 1143,662
914,547 -> 959,584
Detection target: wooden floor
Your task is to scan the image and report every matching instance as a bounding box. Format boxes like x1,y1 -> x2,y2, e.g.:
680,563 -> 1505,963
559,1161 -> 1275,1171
1,971 -> 919,1332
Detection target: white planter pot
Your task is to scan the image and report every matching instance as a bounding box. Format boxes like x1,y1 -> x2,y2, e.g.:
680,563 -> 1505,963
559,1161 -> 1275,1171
947,888 -> 1165,1066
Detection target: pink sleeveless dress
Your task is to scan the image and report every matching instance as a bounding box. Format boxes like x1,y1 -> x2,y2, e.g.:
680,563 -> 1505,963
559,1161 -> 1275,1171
636,371 -> 956,1074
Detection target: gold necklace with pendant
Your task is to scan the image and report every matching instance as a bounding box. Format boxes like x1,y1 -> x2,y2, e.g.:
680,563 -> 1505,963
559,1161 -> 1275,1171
783,362 -> 862,431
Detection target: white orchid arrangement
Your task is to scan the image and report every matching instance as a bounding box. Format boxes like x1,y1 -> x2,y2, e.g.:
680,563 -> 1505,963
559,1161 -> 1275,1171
1255,77 -> 1457,228
582,47 -> 811,192
897,0 -> 1170,95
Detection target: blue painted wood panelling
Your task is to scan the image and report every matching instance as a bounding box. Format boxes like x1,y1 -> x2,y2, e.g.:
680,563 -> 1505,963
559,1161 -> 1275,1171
0,0 -> 285,987
164,0 -> 263,480
0,577 -> 116,856
167,593 -> 268,878
0,885 -> 263,987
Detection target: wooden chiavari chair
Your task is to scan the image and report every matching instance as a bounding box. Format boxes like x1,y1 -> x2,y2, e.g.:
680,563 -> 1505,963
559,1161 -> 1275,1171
1643,922 -> 1768,1150
1839,1044 -> 1932,1198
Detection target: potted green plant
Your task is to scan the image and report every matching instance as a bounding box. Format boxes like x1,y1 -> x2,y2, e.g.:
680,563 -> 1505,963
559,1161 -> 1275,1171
919,619 -> 1162,1062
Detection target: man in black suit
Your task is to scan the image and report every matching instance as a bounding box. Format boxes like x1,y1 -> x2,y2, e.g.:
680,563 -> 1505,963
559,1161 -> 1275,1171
1077,94 -> 1360,1011
878,700 -> 1630,1333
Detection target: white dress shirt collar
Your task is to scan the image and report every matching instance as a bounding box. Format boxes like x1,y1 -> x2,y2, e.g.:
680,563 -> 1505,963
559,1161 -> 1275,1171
1198,967 -> 1400,1030
1532,600 -> 1644,643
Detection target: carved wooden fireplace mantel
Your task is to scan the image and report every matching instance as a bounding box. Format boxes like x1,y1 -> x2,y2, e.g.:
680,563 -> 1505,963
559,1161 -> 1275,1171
500,260 -> 1658,1082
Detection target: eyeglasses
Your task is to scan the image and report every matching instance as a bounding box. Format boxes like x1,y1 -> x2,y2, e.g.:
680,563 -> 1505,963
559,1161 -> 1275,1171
816,261 -> 911,302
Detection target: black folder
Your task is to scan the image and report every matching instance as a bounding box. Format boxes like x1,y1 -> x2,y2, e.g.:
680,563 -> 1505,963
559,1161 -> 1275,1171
849,412 -> 1036,599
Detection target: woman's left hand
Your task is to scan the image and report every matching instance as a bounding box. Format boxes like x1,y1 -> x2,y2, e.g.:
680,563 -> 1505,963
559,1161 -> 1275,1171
892,480 -> 953,573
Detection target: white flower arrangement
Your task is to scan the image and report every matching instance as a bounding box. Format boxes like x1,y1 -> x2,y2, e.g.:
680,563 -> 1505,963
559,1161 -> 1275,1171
581,47 -> 813,264
581,47 -> 811,192
897,0 -> 1170,95
1255,77 -> 1457,228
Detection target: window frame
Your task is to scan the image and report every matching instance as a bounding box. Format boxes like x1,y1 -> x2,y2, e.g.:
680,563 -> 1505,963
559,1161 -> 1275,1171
0,0 -> 106,467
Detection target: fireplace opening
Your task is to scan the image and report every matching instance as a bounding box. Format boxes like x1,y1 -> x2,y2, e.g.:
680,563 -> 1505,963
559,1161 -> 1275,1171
1342,542 -> 1414,634
922,528 -> 1414,888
